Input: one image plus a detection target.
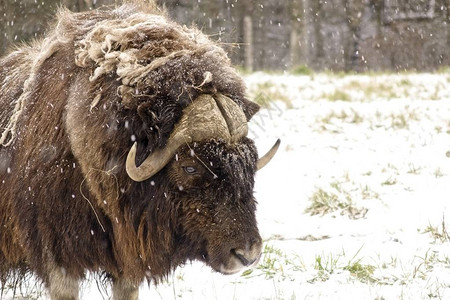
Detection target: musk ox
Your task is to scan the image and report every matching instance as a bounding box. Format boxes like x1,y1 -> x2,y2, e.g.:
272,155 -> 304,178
0,1 -> 279,299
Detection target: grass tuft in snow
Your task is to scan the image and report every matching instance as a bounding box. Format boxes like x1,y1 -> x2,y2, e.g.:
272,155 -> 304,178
242,244 -> 305,281
381,177 -> 397,186
309,247 -> 377,284
305,181 -> 368,219
344,260 -> 376,283
422,217 -> 450,243
322,90 -> 352,102
318,109 -> 364,127
306,188 -> 346,215
407,163 -> 422,175
389,110 -> 420,129
343,246 -> 376,284
256,244 -> 285,279
360,184 -> 379,200
314,253 -> 340,274
433,167 -> 445,178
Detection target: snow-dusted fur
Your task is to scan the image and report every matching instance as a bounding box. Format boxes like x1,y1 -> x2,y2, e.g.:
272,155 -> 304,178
0,2 -> 262,299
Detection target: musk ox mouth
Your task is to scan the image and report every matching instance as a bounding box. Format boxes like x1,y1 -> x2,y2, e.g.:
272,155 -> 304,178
218,250 -> 262,275
204,240 -> 263,275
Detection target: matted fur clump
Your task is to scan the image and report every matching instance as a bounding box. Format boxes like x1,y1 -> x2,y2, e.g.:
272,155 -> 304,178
71,4 -> 248,108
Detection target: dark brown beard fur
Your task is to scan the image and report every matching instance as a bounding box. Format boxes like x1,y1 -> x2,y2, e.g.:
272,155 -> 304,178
0,1 -> 261,292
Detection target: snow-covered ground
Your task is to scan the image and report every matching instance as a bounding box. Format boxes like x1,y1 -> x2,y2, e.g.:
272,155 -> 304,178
4,72 -> 450,299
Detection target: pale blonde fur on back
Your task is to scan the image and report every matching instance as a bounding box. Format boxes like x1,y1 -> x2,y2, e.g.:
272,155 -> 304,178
0,23 -> 71,147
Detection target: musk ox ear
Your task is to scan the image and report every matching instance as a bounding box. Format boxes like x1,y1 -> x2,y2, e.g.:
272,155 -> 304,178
241,98 -> 260,121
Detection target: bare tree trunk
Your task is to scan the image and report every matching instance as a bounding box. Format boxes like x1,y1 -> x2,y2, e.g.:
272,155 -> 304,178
61,0 -> 80,11
371,0 -> 383,38
311,0 -> 324,69
289,30 -> 299,68
0,1 -> 6,55
288,0 -> 306,69
243,15 -> 253,72
85,0 -> 94,9
447,0 -> 450,62
1,0 -> 13,55
344,0 -> 365,72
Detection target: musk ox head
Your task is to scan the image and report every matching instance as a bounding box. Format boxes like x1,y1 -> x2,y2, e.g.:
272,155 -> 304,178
125,94 -> 280,274
61,2 -> 280,279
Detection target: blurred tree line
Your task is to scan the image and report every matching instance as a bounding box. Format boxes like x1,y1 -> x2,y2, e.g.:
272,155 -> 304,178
1,0 -> 449,71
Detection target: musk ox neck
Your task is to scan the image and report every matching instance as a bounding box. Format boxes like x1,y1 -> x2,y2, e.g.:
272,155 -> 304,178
105,180 -> 185,282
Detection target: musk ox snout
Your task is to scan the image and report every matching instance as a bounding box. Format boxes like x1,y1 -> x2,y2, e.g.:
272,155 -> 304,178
219,237 -> 263,274
201,218 -> 263,275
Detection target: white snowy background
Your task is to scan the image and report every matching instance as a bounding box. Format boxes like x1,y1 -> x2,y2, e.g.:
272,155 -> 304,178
3,71 -> 450,300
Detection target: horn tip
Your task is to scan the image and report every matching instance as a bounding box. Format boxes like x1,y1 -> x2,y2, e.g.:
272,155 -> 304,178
275,138 -> 281,147
256,138 -> 281,171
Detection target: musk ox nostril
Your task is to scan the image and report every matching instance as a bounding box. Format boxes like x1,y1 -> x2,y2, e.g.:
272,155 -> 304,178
231,249 -> 253,266
231,246 -> 260,267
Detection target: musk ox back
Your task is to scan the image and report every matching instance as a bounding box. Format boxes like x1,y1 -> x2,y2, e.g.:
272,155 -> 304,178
0,2 -> 279,299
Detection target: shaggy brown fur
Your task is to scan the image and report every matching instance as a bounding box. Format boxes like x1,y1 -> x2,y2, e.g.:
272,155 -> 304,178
0,2 -> 262,299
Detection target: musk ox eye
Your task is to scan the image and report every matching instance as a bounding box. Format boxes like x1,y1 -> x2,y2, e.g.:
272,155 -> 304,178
183,166 -> 197,175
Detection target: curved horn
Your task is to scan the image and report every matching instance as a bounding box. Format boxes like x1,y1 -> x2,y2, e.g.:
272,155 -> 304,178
126,94 -> 248,182
256,139 -> 281,171
126,138 -> 186,182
